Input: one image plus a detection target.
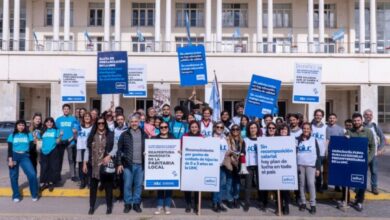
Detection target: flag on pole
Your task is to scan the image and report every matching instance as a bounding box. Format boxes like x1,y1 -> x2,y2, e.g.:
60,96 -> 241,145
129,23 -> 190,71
185,11 -> 192,45
209,73 -> 221,122
33,32 -> 39,44
233,27 -> 241,39
84,31 -> 92,44
136,27 -> 145,42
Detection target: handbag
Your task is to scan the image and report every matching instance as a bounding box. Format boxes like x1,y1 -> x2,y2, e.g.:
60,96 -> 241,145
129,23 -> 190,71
100,159 -> 116,175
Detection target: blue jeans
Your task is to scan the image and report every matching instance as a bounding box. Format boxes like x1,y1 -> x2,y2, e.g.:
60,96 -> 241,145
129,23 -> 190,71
157,190 -> 172,208
212,166 -> 227,204
123,164 -> 144,205
226,170 -> 240,202
369,156 -> 378,188
9,152 -> 38,199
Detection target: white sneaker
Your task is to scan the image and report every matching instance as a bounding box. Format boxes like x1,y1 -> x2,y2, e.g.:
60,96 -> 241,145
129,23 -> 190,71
165,207 -> 171,215
154,207 -> 162,215
32,198 -> 38,202
13,198 -> 20,203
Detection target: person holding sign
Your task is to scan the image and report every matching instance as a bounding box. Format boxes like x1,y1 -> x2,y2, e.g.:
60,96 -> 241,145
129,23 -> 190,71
169,106 -> 189,139
346,113 -> 376,212
211,121 -> 229,213
200,107 -> 214,138
296,122 -> 321,214
182,121 -> 203,214
243,122 -> 262,212
152,121 -> 175,215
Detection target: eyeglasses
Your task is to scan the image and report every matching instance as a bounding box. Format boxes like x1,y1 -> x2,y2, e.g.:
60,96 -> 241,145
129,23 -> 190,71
97,122 -> 105,125
160,126 -> 168,129
231,128 -> 240,131
268,127 -> 276,130
216,126 -> 224,129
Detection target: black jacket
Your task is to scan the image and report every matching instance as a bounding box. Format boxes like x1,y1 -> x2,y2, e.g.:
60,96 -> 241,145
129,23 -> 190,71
86,127 -> 114,164
116,128 -> 146,167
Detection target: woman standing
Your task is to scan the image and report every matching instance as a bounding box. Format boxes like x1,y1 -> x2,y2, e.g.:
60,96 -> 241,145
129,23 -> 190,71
182,121 -> 203,214
243,122 -> 262,211
211,121 -> 228,213
75,112 -> 93,189
240,115 -> 249,138
224,124 -> 245,209
39,117 -> 62,192
276,123 -> 291,215
153,121 -> 175,215
200,107 -> 213,138
297,122 -> 321,214
83,116 -> 115,215
7,120 -> 39,202
29,113 -> 43,172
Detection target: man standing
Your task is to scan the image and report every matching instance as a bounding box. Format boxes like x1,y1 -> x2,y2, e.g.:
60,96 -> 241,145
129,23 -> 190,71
311,109 -> 327,193
56,104 -> 78,182
363,109 -> 386,195
161,104 -> 173,123
346,113 -> 376,212
232,102 -> 244,125
117,115 -> 146,213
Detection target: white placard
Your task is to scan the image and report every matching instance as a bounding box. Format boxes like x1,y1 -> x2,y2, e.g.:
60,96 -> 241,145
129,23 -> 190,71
61,69 -> 86,103
144,139 -> 181,190
123,64 -> 147,98
258,136 -> 298,190
181,137 -> 220,192
292,63 -> 322,104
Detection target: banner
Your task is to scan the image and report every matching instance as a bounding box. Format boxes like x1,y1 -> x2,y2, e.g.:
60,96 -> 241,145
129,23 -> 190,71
258,136 -> 298,190
244,74 -> 281,118
177,45 -> 208,87
328,136 -> 368,189
123,64 -> 147,98
181,137 -> 220,192
153,83 -> 171,114
144,139 -> 181,190
97,51 -> 128,94
292,63 -> 322,104
61,69 -> 86,103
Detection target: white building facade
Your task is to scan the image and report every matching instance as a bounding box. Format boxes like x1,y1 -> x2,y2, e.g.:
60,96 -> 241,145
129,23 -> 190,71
0,0 -> 389,131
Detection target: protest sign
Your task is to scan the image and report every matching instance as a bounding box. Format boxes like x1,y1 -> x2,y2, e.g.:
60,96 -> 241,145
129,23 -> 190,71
244,74 -> 281,118
258,136 -> 298,190
292,63 -> 322,104
181,137 -> 220,192
97,51 -> 128,94
144,139 -> 181,190
123,64 -> 147,98
61,69 -> 86,103
153,83 -> 171,114
328,136 -> 368,189
177,45 -> 208,87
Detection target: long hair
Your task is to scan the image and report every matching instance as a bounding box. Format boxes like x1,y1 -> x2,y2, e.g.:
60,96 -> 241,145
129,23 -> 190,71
265,122 -> 277,137
188,121 -> 201,136
227,124 -> 244,151
81,112 -> 93,128
29,113 -> 43,132
246,121 -> 262,137
277,123 -> 290,136
41,117 -> 57,136
13,119 -> 29,137
89,116 -> 109,138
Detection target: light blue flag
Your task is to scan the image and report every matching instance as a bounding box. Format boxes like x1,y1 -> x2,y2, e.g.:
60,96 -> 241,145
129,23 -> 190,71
136,27 -> 145,42
233,27 -> 241,39
185,11 -> 192,45
84,31 -> 92,44
209,74 -> 221,122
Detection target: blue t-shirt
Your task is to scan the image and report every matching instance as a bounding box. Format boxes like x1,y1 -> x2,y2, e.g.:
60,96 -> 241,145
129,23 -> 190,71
7,132 -> 34,153
169,120 -> 188,139
56,115 -> 77,141
40,128 -> 60,155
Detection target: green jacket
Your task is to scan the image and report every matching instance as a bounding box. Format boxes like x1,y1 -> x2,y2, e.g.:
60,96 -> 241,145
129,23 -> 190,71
346,127 -> 375,163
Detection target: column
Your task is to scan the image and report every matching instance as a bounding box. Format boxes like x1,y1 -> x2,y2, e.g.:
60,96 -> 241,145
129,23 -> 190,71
307,0 -> 314,53
50,82 -> 62,119
53,0 -> 60,51
257,0 -> 263,52
104,0 -> 111,51
25,0 -> 32,51
155,0 -> 161,51
359,0 -> 365,53
360,85 -> 378,123
0,82 -> 19,121
370,0 -> 377,53
319,0 -> 325,53
348,0 -> 355,53
165,0 -> 171,52
114,0 -> 121,50
205,0 -> 211,51
2,0 -> 9,50
216,0 -> 222,52
307,85 -> 326,122
64,0 -> 71,51
13,0 -> 20,51
267,0 -> 273,53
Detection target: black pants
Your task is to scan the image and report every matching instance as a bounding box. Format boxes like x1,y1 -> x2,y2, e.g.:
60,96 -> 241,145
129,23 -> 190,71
30,145 -> 38,172
275,191 -> 290,210
40,148 -> 59,184
355,188 -> 365,204
90,176 -> 114,209
185,191 -> 199,207
244,167 -> 261,205
58,142 -> 77,180
78,149 -> 89,185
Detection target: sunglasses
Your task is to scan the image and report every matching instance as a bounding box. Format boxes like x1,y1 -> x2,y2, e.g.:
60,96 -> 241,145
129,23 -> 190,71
268,127 -> 276,130
231,128 -> 240,131
216,126 -> 224,129
97,122 -> 105,125
160,126 -> 168,129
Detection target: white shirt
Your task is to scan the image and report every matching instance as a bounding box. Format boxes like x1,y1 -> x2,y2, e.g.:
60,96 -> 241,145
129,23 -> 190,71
297,137 -> 317,167
311,124 -> 327,157
244,137 -> 259,166
201,120 -> 213,138
76,126 -> 93,150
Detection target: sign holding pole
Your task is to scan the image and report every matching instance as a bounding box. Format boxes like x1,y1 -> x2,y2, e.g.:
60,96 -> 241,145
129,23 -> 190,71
292,63 -> 322,104
61,68 -> 86,103
97,51 -> 128,94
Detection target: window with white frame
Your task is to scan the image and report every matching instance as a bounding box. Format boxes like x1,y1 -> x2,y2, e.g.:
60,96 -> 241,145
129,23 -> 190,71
223,3 -> 248,27
175,37 -> 204,50
132,36 -> 155,52
176,3 -> 204,27
263,3 -> 292,28
132,3 -> 155,27
314,4 -> 336,28
89,3 -> 104,26
45,2 -> 74,26
378,86 -> 390,123
263,37 -> 292,53
44,35 -> 74,51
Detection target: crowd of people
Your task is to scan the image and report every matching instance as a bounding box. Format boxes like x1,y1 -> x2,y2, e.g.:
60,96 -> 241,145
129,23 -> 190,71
6,99 -> 386,215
